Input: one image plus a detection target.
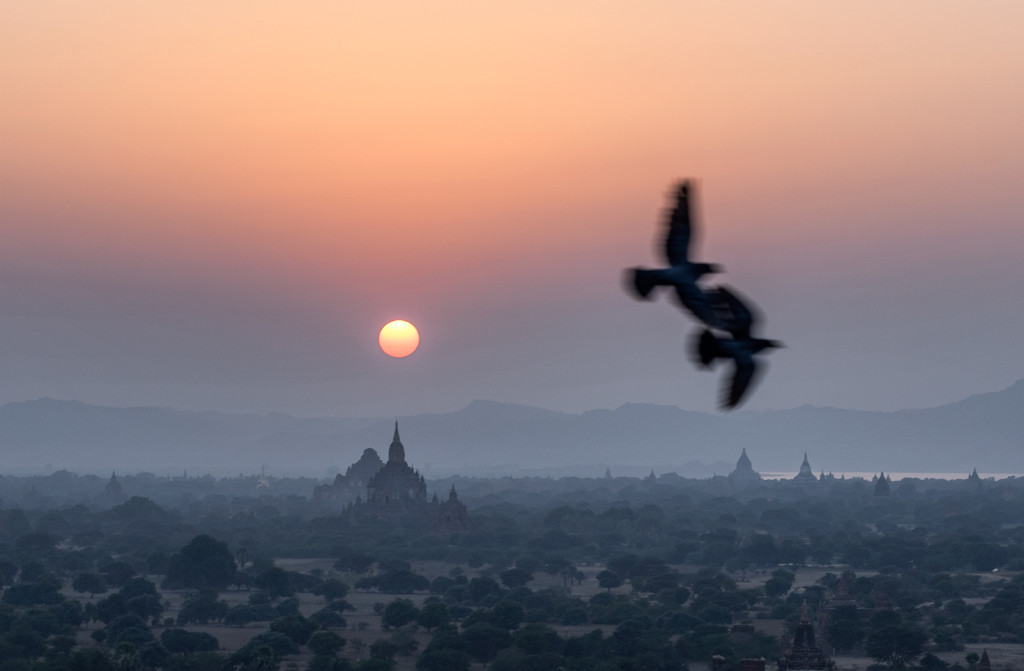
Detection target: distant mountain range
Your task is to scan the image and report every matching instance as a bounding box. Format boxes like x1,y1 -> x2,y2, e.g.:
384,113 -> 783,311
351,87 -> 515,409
1,380 -> 1022,478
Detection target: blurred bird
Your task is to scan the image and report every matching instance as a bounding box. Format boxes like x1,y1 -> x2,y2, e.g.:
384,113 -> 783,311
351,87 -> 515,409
693,286 -> 783,410
626,180 -> 723,326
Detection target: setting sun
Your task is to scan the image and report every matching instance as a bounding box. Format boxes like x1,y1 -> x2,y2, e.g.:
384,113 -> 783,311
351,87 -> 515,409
378,320 -> 420,358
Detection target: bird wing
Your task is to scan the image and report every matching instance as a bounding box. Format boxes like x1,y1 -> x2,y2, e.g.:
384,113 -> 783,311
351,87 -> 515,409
663,182 -> 693,266
672,284 -> 719,326
712,286 -> 756,339
721,355 -> 761,410
691,328 -> 720,369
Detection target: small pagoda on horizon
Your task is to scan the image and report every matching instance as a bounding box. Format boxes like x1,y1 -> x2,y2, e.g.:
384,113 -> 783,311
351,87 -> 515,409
729,448 -> 762,486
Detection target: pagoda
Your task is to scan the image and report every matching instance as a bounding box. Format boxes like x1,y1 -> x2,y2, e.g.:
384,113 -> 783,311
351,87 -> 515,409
729,448 -> 762,485
793,454 -> 817,483
777,602 -> 834,670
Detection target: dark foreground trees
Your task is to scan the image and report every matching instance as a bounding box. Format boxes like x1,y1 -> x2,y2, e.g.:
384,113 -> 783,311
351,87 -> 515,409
162,534 -> 237,591
865,610 -> 928,668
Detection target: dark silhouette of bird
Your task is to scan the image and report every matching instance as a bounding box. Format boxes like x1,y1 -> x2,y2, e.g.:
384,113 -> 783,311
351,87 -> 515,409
626,181 -> 723,326
692,286 -> 783,410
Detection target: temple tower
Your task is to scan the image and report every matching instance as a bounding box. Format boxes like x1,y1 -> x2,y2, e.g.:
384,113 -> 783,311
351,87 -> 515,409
794,454 -> 817,483
388,421 -> 406,463
728,448 -> 762,485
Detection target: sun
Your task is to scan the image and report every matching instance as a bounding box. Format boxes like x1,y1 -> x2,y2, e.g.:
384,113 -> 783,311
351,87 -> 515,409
378,320 -> 420,358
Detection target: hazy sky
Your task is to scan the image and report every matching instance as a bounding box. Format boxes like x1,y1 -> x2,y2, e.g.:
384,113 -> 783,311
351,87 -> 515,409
2,2 -> 1023,418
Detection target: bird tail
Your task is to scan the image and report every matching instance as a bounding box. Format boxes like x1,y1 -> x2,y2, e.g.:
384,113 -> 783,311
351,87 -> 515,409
693,329 -> 720,368
628,268 -> 657,299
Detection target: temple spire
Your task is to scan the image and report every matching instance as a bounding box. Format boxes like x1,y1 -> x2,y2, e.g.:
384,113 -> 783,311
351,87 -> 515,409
388,421 -> 406,463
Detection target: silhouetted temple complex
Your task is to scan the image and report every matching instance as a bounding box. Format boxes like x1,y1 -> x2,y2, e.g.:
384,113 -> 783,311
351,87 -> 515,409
314,422 -> 467,532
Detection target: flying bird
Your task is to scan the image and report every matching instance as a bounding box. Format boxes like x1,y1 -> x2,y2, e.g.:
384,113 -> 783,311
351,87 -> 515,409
693,286 -> 783,410
626,180 -> 723,327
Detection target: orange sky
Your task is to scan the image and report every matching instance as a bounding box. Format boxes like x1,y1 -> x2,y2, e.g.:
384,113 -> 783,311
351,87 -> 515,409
2,2 -> 1023,417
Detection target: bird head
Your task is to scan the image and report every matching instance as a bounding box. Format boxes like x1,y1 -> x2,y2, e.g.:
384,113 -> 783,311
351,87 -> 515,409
755,339 -> 785,353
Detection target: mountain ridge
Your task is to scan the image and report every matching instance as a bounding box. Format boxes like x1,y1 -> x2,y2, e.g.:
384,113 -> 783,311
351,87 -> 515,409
0,380 -> 1021,477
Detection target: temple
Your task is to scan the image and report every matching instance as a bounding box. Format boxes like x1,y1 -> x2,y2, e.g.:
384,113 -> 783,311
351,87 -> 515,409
793,454 -> 817,483
314,448 -> 384,503
728,448 -> 762,486
873,472 -> 891,497
314,422 -> 467,532
366,423 -> 428,506
777,602 -> 834,670
103,471 -> 125,503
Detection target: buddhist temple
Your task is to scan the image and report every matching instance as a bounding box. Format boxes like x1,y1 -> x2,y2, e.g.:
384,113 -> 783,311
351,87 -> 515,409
873,472 -> 891,497
104,471 -> 124,502
314,446 -> 384,502
365,422 -> 428,506
729,448 -> 762,485
777,602 -> 834,670
794,454 -> 817,483
317,422 -> 467,531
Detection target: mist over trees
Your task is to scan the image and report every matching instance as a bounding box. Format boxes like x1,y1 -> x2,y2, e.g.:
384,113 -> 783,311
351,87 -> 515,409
0,467 -> 1021,669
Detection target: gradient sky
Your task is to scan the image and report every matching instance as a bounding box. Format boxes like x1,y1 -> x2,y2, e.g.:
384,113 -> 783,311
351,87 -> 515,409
2,2 -> 1023,418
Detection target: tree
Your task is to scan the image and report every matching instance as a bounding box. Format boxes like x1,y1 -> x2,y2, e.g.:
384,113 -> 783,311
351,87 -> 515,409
67,647 -> 115,671
865,612 -> 927,668
919,653 -> 950,669
234,631 -> 299,659
162,534 -> 236,591
269,613 -> 318,645
225,604 -> 256,626
499,567 -> 533,590
466,577 -> 503,604
416,599 -> 450,631
176,591 -> 229,624
314,578 -> 350,602
255,566 -> 294,598
376,570 -> 429,594
597,570 -> 623,591
95,593 -> 129,624
105,613 -> 153,647
334,553 -> 375,574
461,623 -> 512,662
3,579 -> 64,606
73,573 -> 109,598
308,630 -> 346,656
491,600 -> 526,630
764,569 -> 795,597
126,594 -> 164,620
827,604 -> 864,652
99,561 -> 136,588
381,599 -> 419,630
310,608 -> 348,629
513,623 -> 562,655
